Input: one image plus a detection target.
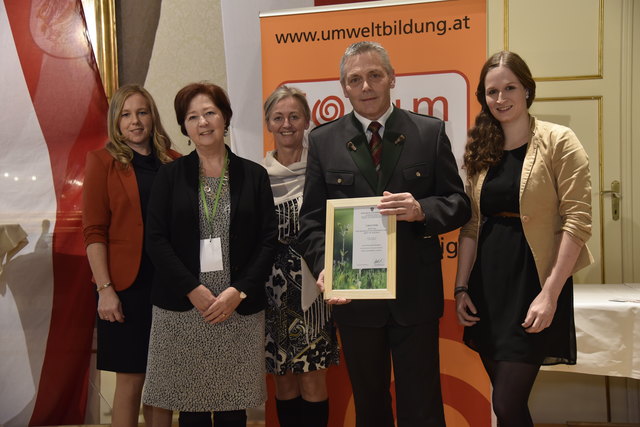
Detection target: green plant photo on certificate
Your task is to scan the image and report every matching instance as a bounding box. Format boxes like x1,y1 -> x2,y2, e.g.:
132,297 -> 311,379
324,197 -> 396,299
332,206 -> 388,291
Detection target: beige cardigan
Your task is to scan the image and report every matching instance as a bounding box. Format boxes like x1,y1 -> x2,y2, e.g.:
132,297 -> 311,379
459,117 -> 594,287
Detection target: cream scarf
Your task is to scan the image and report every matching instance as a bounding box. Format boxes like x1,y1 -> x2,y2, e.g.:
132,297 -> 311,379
263,147 -> 307,205
264,147 -> 331,341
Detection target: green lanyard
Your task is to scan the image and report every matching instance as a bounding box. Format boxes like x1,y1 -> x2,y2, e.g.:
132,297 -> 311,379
199,151 -> 228,240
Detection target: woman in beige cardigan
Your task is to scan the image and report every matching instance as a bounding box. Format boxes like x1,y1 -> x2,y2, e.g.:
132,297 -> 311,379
454,51 -> 593,427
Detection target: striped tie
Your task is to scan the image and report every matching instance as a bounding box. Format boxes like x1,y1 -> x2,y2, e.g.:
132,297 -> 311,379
368,121 -> 382,173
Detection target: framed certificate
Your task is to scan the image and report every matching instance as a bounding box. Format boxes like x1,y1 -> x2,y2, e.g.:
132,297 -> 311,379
324,197 -> 396,299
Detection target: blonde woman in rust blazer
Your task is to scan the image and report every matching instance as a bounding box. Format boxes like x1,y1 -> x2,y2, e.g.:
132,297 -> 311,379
82,85 -> 179,427
454,52 -> 593,427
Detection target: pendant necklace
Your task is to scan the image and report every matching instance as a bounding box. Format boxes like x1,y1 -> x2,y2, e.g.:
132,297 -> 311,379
200,154 -> 228,195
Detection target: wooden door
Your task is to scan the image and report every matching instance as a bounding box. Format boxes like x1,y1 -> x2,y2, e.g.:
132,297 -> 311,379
487,0 -> 636,285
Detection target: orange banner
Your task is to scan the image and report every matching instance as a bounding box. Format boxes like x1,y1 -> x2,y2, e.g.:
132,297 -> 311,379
261,1 -> 490,425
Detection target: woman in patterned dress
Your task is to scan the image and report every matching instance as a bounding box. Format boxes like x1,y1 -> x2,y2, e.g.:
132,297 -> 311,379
83,85 -> 179,427
143,82 -> 277,427
454,51 -> 593,427
263,86 -> 340,427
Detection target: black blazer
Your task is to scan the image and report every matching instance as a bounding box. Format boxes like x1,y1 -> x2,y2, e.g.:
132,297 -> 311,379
146,147 -> 277,314
297,108 -> 470,327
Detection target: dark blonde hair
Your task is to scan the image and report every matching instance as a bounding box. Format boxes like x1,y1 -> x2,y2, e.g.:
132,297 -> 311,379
263,85 -> 311,123
106,84 -> 173,166
174,82 -> 233,137
464,51 -> 536,177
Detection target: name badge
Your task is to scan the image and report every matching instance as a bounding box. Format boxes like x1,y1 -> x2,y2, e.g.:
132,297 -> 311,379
200,237 -> 223,272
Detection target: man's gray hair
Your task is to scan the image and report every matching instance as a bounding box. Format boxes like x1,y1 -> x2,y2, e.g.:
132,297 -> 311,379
339,41 -> 394,84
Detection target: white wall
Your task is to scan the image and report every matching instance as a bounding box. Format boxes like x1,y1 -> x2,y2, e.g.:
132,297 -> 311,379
144,0 -> 228,155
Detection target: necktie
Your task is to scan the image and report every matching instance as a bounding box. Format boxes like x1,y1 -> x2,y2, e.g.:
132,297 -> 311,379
368,121 -> 382,173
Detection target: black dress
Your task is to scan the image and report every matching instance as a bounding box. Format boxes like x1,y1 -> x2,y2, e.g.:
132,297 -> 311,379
96,150 -> 159,373
463,143 -> 576,366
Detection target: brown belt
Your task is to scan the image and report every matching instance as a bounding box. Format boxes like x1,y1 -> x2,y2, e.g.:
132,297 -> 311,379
491,211 -> 520,218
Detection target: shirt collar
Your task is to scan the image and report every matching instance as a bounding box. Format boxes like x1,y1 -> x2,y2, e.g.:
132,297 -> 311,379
353,104 -> 394,134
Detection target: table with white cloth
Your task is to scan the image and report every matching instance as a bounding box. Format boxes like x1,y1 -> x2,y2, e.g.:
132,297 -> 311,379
542,283 -> 640,379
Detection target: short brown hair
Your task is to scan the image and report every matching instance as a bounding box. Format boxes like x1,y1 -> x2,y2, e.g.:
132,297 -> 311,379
174,82 -> 233,136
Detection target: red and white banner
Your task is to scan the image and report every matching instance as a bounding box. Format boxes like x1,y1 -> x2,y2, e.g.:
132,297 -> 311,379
0,1 -> 107,424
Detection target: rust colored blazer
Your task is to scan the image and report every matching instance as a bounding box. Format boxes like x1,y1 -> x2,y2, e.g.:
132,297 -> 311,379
82,147 -> 181,291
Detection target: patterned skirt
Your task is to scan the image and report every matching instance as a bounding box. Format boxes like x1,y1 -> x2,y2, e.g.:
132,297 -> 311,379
265,244 -> 339,375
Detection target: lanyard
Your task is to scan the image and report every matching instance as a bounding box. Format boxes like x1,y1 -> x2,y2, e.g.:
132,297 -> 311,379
199,151 -> 228,240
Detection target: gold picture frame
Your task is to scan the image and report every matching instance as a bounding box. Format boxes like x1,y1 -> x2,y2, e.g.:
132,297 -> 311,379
81,0 -> 118,99
324,197 -> 396,300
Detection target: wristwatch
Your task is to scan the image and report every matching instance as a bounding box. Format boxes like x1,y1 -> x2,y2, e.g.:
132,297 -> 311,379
96,282 -> 112,292
233,287 -> 247,299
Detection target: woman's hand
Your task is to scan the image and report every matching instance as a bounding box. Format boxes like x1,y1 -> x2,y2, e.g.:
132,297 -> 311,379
316,269 -> 351,305
522,232 -> 582,333
87,243 -> 124,322
187,284 -> 217,315
522,290 -> 557,333
202,287 -> 244,324
455,291 -> 479,326
98,287 -> 125,323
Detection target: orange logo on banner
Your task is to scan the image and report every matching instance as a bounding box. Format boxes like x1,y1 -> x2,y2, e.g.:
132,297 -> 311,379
261,1 -> 489,425
312,95 -> 346,125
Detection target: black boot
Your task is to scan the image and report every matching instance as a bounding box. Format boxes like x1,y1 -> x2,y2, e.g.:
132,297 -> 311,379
179,411 -> 212,427
301,399 -> 328,427
213,409 -> 247,427
276,396 -> 303,427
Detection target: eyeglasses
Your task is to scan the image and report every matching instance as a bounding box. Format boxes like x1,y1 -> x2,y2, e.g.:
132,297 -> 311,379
186,110 -> 217,124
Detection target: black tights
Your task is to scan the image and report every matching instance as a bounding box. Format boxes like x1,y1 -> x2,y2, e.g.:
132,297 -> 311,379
178,410 -> 246,427
481,356 -> 540,427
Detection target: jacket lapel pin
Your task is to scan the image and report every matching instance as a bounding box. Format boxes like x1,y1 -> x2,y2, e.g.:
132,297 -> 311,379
394,135 -> 406,145
347,141 -> 357,151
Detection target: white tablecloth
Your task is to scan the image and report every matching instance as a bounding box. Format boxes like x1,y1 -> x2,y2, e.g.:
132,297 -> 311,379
543,283 -> 640,379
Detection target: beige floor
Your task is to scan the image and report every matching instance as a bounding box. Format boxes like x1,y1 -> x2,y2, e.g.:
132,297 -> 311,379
95,371 -> 265,425
77,421 -> 635,426
87,373 -> 639,427
80,419 -> 266,426
43,423 -> 640,427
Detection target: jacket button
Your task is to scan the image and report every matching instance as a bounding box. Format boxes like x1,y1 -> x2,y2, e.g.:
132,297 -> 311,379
416,171 -> 421,177
522,215 -> 530,223
337,178 -> 343,184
